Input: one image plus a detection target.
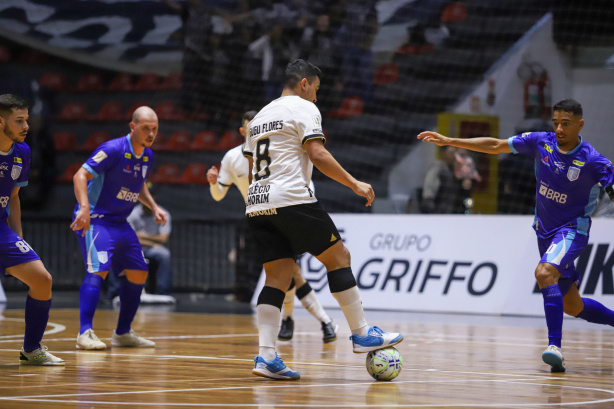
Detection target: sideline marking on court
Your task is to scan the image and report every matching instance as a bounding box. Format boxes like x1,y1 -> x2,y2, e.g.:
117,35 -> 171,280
0,318 -> 66,339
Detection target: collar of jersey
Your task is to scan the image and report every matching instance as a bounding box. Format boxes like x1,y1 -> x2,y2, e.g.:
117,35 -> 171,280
0,144 -> 14,156
556,135 -> 583,155
126,134 -> 143,159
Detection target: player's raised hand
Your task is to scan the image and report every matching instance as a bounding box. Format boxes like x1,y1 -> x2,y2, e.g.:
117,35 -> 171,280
206,166 -> 219,184
417,131 -> 451,146
353,181 -> 375,206
153,206 -> 168,227
70,208 -> 91,237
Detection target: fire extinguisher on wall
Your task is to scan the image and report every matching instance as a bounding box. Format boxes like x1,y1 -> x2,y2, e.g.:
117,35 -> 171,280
518,62 -> 550,119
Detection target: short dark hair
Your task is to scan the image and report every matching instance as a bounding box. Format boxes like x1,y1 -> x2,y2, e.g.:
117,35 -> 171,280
0,94 -> 29,118
553,99 -> 583,117
242,110 -> 257,123
284,59 -> 322,89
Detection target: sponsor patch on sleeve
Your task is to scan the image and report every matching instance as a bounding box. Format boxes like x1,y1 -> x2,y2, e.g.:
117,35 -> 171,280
92,151 -> 108,163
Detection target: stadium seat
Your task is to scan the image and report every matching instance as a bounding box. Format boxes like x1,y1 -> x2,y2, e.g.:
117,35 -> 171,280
134,73 -> 160,91
151,132 -> 165,151
76,73 -> 105,92
80,132 -> 110,151
0,45 -> 11,62
39,72 -> 67,91
154,101 -> 185,121
163,131 -> 192,151
125,101 -> 150,120
159,71 -> 182,91
441,2 -> 467,24
91,101 -> 124,121
373,63 -> 400,85
215,130 -> 243,151
56,101 -> 88,121
190,130 -> 217,151
57,162 -> 82,183
327,96 -> 363,119
150,163 -> 181,184
178,163 -> 208,185
108,73 -> 134,91
53,132 -> 77,152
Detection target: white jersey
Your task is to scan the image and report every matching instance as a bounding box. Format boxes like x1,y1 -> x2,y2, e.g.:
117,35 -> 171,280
244,95 -> 324,213
210,144 -> 250,203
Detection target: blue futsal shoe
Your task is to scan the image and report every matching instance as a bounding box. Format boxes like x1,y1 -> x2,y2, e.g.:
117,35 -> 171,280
252,354 -> 300,380
542,345 -> 566,373
350,326 -> 404,353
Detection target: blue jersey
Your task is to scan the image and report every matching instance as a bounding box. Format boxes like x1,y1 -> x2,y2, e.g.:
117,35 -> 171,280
508,132 -> 614,237
0,142 -> 31,222
74,134 -> 153,223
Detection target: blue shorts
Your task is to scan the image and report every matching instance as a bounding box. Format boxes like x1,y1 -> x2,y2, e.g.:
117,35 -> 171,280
537,226 -> 588,295
74,221 -> 147,275
0,223 -> 40,277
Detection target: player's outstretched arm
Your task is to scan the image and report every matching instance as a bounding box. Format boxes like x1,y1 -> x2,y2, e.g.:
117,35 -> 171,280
304,139 -> 374,206
71,167 -> 94,237
418,131 -> 511,154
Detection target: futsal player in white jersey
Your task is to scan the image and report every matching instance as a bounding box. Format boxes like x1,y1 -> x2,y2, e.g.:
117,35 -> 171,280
244,59 -> 403,380
207,111 -> 338,343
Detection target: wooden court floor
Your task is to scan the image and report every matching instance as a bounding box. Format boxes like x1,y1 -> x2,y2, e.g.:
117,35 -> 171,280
1,307 -> 614,408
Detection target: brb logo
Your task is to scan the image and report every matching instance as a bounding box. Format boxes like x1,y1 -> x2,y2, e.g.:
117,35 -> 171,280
116,187 -> 139,203
0,196 -> 8,208
539,183 -> 567,204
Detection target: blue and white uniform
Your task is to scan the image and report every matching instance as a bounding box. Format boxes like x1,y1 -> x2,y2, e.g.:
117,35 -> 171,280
73,135 -> 152,275
508,131 -> 614,293
0,142 -> 39,276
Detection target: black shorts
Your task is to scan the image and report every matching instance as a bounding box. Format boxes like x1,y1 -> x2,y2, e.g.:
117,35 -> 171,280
246,202 -> 341,264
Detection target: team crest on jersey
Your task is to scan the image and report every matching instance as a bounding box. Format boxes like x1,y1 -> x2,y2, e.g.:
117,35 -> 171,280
567,166 -> 580,181
142,165 -> 148,178
97,251 -> 108,264
92,151 -> 108,163
11,165 -> 21,180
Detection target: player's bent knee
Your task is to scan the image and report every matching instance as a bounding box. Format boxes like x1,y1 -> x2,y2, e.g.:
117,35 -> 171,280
534,264 -> 558,287
327,267 -> 356,293
257,286 -> 286,308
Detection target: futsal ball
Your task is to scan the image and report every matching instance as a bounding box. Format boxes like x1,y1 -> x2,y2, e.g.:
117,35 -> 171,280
366,347 -> 402,381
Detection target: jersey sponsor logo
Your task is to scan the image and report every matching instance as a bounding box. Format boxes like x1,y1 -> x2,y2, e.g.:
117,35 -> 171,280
0,196 -> 9,208
123,165 -> 132,173
247,208 -> 278,217
572,160 -> 585,167
554,161 -> 566,170
13,157 -> 22,163
134,163 -> 141,177
11,165 -> 21,180
544,144 -> 553,154
0,162 -> 8,171
313,116 -> 322,133
247,183 -> 271,206
124,153 -> 131,159
521,132 -> 531,138
567,166 -> 580,181
539,183 -> 567,203
143,156 -> 149,162
92,150 -> 108,163
116,187 -> 139,203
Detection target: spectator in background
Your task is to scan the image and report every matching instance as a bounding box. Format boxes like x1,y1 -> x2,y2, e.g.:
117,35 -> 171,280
334,0 -> 378,106
454,148 -> 481,214
127,188 -> 173,297
421,145 -> 464,213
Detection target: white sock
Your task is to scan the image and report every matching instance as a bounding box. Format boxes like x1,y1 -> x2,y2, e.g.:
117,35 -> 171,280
257,303 -> 280,361
282,287 -> 295,319
300,291 -> 331,324
331,287 -> 369,336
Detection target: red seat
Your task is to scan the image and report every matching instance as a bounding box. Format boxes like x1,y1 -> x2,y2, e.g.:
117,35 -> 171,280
53,132 -> 77,152
163,131 -> 191,151
151,132 -> 165,151
191,130 -> 217,151
39,73 -> 67,91
373,63 -> 399,85
215,130 -> 243,151
150,163 -> 181,184
441,2 -> 467,23
57,162 -> 82,183
57,101 -> 89,121
327,96 -> 363,119
134,73 -> 160,91
91,101 -> 124,121
159,71 -> 182,90
76,73 -> 105,92
0,45 -> 11,62
108,73 -> 134,91
178,163 -> 208,185
80,132 -> 110,151
154,101 -> 185,121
